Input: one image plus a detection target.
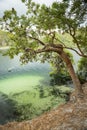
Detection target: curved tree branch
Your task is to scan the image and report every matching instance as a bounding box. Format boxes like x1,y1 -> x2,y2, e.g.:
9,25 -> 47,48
68,25 -> 85,56
28,35 -> 45,46
71,35 -> 85,56
63,46 -> 87,58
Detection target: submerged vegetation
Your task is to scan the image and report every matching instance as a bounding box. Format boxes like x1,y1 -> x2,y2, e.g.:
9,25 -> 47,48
0,85 -> 71,124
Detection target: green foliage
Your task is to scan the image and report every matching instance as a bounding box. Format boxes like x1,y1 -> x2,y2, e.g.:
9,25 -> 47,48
76,27 -> 87,54
77,57 -> 87,83
50,73 -> 71,86
78,57 -> 87,71
0,0 -> 87,63
0,30 -> 10,47
21,0 -> 26,2
0,0 -> 87,96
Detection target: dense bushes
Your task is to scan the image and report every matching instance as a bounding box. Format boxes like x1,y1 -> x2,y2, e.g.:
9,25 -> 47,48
77,58 -> 87,83
50,73 -> 72,86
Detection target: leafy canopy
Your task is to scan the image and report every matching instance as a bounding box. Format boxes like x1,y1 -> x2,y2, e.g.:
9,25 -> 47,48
0,0 -> 87,64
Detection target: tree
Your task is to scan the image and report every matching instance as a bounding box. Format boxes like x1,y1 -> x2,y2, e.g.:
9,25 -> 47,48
0,0 -> 87,98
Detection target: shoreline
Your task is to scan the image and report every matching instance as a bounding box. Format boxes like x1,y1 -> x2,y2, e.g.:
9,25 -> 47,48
0,46 -> 9,50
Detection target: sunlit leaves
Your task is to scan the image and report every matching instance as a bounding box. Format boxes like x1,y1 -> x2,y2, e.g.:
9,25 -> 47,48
1,0 -> 87,63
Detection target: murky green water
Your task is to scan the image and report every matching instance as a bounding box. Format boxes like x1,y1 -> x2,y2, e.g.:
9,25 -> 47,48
0,50 -> 80,124
0,53 -> 51,94
0,52 -> 53,124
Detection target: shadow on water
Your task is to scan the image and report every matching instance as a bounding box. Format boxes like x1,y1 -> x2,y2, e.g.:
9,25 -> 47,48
0,92 -> 18,125
0,89 -> 49,125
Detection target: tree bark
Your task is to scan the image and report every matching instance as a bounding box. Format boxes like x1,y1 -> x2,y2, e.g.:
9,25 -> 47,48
59,50 -> 84,96
34,44 -> 84,97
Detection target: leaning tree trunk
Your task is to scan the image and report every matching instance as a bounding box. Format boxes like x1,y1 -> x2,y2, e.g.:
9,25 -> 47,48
59,50 -> 84,97
35,44 -> 84,98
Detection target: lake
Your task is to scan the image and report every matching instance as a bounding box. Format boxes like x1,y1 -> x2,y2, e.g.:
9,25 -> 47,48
0,53 -> 51,94
0,53 -> 66,125
0,50 -> 79,124
0,49 -> 80,94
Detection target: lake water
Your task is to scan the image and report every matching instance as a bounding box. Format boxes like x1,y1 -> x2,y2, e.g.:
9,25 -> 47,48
0,50 -> 80,94
0,53 -> 51,94
0,53 -> 53,124
0,50 -> 80,124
